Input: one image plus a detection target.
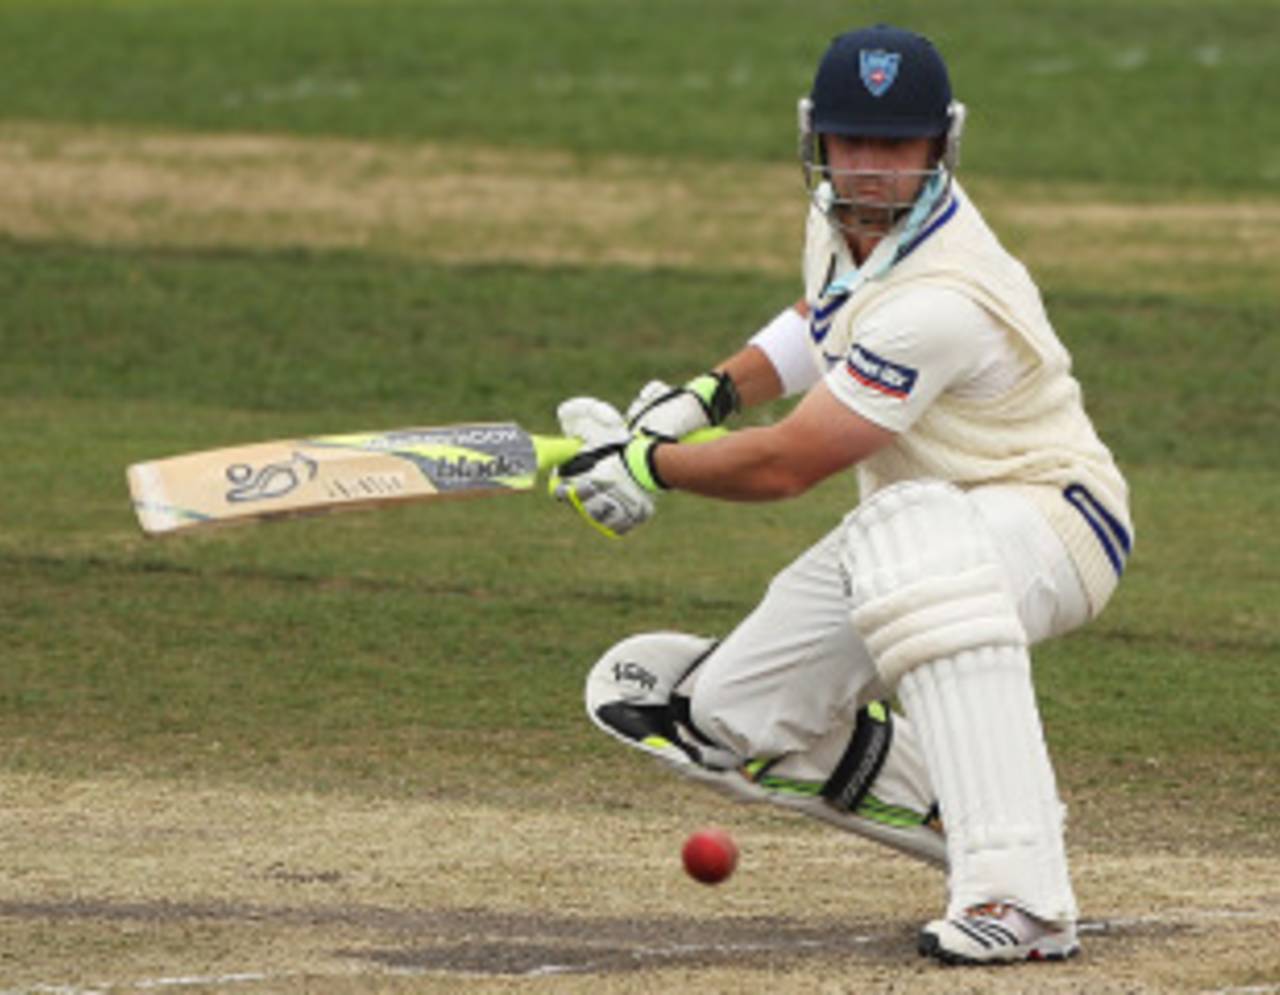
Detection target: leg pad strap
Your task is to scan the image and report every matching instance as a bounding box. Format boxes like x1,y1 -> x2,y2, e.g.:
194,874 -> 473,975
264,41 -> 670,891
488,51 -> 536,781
820,701 -> 893,813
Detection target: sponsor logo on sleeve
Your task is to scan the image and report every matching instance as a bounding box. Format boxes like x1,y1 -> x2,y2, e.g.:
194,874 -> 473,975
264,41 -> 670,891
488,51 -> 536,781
844,345 -> 918,399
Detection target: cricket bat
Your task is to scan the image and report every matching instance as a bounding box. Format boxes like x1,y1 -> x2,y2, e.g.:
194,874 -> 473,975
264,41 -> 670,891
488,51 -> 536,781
127,422 -> 720,536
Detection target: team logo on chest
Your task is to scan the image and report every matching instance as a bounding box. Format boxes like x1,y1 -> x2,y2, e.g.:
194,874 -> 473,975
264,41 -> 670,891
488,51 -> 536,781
859,49 -> 901,98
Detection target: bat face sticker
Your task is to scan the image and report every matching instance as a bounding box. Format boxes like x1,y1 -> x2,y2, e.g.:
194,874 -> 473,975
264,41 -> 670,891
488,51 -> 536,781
224,452 -> 319,503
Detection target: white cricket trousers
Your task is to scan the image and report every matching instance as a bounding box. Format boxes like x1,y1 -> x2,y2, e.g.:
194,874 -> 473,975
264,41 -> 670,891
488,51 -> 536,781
689,485 -> 1092,761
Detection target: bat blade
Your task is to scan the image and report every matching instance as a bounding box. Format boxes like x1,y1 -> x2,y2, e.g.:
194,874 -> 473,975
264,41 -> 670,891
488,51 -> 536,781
127,422 -> 568,536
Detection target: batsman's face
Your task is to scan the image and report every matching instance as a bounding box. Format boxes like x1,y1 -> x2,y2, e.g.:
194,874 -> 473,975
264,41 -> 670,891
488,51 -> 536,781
822,133 -> 936,235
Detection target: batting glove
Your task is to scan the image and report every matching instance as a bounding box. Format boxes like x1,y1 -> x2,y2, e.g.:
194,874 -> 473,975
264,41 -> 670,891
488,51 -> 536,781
551,397 -> 666,538
626,371 -> 740,441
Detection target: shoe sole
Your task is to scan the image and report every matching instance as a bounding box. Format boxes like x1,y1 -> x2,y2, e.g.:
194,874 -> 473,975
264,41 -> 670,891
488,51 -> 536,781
918,930 -> 1081,966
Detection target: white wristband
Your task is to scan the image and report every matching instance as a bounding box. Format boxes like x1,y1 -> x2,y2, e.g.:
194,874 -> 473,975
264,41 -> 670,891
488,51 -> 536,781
748,307 -> 821,397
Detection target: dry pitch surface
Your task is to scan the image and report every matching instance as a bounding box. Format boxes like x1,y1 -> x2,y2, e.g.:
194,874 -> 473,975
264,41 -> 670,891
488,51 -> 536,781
2,123 -> 1278,993
2,773 -> 1278,994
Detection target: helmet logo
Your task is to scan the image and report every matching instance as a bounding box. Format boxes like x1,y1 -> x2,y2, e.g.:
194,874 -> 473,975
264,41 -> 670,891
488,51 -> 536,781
859,49 -> 901,97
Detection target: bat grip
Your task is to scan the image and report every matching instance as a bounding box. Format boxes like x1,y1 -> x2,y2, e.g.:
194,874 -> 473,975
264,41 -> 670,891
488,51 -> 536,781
531,426 -> 727,473
531,435 -> 584,471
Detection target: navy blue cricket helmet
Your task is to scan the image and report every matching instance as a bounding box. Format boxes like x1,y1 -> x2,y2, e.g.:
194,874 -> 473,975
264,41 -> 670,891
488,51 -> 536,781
797,25 -> 966,236
809,24 -> 954,139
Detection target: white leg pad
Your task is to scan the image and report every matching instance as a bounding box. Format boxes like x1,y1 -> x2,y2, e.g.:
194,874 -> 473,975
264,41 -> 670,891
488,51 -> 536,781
755,712 -> 945,867
899,648 -> 1076,923
584,631 -> 738,769
585,631 -> 946,867
676,728 -> 947,868
844,481 -> 1027,688
842,481 -> 1076,923
584,631 -> 716,715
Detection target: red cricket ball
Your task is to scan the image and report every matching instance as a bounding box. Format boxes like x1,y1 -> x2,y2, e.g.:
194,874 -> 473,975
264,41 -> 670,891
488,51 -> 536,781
681,827 -> 739,885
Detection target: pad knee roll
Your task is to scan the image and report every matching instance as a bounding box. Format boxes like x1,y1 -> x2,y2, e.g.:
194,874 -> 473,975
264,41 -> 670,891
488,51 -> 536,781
842,481 -> 1027,689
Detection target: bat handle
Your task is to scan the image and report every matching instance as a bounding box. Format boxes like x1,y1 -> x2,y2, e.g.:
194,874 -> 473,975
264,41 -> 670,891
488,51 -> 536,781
531,426 -> 727,473
531,435 -> 584,471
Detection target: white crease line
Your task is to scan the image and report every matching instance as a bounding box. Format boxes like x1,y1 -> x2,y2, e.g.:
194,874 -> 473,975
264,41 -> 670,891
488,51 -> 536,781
133,974 -> 280,990
0,972 -> 288,995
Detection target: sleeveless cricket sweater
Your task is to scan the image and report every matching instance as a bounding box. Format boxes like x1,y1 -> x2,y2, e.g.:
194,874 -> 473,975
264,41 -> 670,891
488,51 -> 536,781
810,187 -> 1133,616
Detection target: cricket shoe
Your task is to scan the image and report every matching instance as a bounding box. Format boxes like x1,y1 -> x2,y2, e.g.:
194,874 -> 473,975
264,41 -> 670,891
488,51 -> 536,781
917,902 -> 1080,965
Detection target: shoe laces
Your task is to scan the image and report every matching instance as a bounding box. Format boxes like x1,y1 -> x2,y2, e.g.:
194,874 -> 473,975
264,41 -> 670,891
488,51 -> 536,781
960,902 -> 1056,943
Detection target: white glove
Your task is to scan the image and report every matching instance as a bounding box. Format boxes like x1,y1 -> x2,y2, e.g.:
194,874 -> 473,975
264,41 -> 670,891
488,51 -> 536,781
626,371 -> 739,440
551,397 -> 664,538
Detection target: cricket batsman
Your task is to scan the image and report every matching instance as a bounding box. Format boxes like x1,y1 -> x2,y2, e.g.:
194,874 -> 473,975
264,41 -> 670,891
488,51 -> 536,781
551,24 -> 1133,965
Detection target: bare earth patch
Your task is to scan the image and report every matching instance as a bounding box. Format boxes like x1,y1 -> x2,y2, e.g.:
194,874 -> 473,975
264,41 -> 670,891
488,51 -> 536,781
0,121 -> 799,274
0,773 -> 1276,994
3,121 -> 1278,296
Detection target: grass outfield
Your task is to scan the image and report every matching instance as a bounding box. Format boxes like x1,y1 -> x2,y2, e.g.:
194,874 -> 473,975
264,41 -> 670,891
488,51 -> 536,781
1,0 -> 1277,190
2,236 -> 1275,829
0,1 -> 1277,990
